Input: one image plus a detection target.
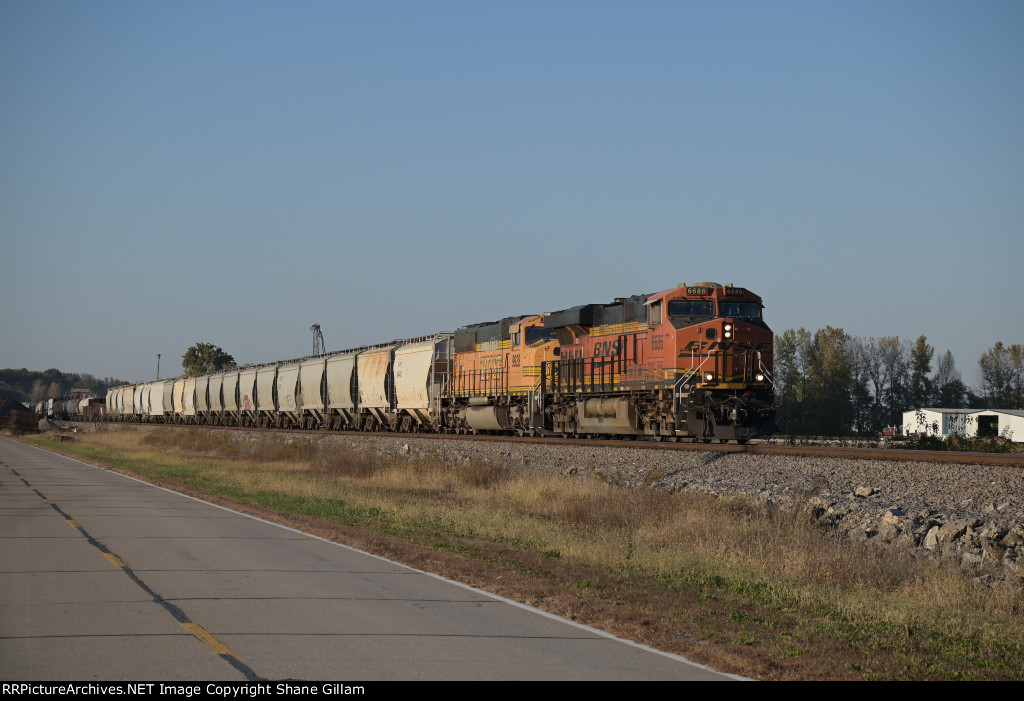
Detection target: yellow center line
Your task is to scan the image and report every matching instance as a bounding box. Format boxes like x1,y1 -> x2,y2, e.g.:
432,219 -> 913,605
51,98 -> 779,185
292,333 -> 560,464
182,622 -> 236,657
7,458 -> 258,678
103,552 -> 127,568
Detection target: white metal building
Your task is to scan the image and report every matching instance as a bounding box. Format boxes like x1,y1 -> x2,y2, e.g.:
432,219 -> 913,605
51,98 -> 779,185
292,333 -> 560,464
966,409 -> 1024,442
902,408 -> 1024,442
902,408 -> 974,438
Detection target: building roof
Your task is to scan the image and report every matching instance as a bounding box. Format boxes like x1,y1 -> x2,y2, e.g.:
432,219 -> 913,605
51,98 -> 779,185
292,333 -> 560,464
967,409 -> 1024,418
909,408 -> 1024,417
0,399 -> 30,417
913,408 -> 978,414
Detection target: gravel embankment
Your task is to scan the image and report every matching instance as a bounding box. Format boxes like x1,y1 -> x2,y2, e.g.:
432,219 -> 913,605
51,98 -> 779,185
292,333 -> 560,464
317,434 -> 1018,516
342,434 -> 1024,578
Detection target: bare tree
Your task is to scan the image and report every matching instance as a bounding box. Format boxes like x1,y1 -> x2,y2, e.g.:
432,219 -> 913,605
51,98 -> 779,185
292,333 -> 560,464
933,350 -> 967,408
877,337 -> 910,425
29,379 -> 47,402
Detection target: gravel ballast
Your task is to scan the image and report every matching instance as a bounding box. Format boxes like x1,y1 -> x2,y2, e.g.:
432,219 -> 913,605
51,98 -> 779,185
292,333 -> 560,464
341,433 -> 1024,580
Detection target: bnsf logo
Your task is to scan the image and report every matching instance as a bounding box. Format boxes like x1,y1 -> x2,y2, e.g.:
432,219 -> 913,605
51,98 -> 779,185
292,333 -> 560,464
592,340 -> 621,357
680,341 -> 770,353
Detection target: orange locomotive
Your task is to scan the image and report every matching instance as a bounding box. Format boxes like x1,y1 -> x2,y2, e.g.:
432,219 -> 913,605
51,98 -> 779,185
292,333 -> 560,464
443,314 -> 559,434
444,283 -> 775,442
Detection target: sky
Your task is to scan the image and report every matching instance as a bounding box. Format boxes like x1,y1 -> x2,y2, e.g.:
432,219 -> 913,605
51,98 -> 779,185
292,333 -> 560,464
1,0 -> 1021,387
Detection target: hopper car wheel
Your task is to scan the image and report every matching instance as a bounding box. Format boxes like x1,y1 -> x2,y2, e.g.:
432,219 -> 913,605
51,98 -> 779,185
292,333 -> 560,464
719,439 -> 728,444
737,439 -> 749,445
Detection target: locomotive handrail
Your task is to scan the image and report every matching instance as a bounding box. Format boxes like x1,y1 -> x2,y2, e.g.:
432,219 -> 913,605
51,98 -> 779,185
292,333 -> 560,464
526,378 -> 545,432
671,354 -> 713,415
757,351 -> 776,392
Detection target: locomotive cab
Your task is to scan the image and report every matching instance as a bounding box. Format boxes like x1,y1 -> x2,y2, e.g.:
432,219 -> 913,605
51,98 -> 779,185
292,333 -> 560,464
648,284 -> 775,441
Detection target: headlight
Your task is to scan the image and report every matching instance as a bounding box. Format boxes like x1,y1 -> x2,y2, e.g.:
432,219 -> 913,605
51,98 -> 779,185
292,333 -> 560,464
704,372 -> 715,382
755,373 -> 765,382
724,323 -> 733,338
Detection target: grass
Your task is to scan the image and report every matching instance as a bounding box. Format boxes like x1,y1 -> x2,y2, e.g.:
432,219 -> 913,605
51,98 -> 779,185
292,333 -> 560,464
774,433 -> 1024,454
21,426 -> 1024,680
893,434 -> 1020,454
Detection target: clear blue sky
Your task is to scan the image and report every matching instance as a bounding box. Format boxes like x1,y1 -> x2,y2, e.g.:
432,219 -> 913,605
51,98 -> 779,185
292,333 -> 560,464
1,0 -> 1021,387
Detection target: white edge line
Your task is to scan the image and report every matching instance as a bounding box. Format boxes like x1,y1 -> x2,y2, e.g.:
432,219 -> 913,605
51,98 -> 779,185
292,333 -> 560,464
11,436 -> 750,681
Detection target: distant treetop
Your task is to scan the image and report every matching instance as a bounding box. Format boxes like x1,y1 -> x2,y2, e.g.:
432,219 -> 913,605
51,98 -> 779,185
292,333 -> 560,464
182,343 -> 236,377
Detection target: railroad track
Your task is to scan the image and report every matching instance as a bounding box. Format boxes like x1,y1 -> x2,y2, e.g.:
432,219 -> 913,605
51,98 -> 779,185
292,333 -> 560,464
75,421 -> 1024,467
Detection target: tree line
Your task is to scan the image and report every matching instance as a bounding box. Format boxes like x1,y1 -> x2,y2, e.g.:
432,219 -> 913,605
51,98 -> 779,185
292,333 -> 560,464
0,342 -> 236,405
0,368 -> 129,405
773,329 -> 1023,435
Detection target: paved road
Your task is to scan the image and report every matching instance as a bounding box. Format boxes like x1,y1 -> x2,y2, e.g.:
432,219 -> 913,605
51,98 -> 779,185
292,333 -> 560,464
0,437 -> 736,680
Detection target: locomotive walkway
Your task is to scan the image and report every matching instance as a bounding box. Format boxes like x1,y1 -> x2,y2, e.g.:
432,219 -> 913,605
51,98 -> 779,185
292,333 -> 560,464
0,437 -> 736,681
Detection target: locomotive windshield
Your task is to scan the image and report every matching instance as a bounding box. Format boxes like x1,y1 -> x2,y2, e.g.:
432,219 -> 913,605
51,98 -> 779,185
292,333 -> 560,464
668,300 -> 715,318
718,302 -> 760,319
525,326 -> 558,345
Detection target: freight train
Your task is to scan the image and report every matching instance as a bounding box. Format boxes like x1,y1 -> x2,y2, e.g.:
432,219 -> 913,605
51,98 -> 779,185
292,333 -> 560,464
94,283 -> 775,442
